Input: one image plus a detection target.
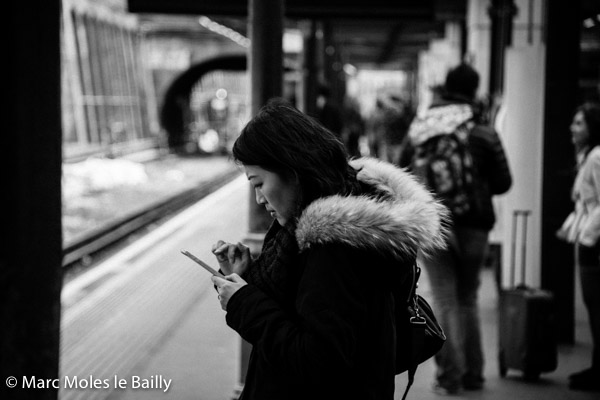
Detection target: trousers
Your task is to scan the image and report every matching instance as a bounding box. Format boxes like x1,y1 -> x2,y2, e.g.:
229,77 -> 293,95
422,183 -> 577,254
419,226 -> 489,389
576,242 -> 600,369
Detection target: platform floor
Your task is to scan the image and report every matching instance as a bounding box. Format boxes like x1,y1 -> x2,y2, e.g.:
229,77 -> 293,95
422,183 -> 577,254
59,176 -> 597,400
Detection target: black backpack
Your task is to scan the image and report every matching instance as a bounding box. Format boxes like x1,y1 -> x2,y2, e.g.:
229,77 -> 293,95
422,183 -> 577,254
409,104 -> 476,216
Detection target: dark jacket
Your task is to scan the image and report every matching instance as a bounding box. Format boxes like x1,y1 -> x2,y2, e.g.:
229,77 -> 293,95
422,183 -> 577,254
399,99 -> 512,230
225,158 -> 448,400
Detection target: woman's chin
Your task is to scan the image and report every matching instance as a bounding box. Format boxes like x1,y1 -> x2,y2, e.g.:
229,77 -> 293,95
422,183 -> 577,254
276,216 -> 287,226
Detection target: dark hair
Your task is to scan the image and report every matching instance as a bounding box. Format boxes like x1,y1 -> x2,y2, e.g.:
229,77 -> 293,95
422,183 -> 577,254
578,102 -> 600,152
444,63 -> 480,100
232,98 -> 356,210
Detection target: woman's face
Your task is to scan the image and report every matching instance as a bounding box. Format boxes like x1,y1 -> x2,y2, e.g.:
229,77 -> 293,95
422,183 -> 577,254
570,111 -> 589,149
244,165 -> 300,226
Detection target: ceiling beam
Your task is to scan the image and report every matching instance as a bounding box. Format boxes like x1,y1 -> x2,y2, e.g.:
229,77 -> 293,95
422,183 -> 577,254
128,0 -> 435,20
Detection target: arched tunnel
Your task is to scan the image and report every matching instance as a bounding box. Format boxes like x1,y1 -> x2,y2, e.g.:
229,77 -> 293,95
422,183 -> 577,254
160,53 -> 247,152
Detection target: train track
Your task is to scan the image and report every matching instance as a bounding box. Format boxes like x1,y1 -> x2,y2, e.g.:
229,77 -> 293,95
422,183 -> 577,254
62,168 -> 241,270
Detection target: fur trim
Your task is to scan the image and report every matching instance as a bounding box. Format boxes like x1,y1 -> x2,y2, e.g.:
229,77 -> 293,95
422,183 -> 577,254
295,157 -> 448,260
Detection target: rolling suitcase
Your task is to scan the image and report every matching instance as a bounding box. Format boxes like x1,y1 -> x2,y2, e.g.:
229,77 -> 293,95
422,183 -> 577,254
498,210 -> 557,380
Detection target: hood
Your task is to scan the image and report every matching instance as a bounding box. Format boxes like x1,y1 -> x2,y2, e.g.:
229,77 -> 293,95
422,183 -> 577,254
295,157 -> 448,261
408,103 -> 473,146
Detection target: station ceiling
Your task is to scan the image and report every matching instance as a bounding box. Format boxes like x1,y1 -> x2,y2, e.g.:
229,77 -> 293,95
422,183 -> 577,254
128,0 -> 467,69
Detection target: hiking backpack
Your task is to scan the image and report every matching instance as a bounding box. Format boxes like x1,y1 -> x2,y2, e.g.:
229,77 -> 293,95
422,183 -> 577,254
408,104 -> 476,216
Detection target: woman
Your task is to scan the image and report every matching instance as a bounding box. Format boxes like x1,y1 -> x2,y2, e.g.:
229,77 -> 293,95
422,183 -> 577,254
563,102 -> 600,391
210,99 -> 448,400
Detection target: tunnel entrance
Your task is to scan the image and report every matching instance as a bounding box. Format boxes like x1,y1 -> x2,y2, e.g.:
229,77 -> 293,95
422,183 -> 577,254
160,54 -> 248,154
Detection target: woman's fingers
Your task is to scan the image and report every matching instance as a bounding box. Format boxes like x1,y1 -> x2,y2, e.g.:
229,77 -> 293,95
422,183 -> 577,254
236,242 -> 249,253
211,240 -> 226,252
226,246 -> 236,264
211,274 -> 247,311
212,241 -> 231,262
211,275 -> 228,288
211,273 -> 244,289
225,273 -> 245,283
213,242 -> 249,263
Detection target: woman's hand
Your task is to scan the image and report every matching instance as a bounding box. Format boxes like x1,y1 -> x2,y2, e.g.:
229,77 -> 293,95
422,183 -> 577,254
211,240 -> 251,276
211,274 -> 247,311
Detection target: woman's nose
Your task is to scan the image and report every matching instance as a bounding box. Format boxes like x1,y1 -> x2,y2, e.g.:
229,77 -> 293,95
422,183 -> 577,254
255,189 -> 266,205
570,123 -> 577,135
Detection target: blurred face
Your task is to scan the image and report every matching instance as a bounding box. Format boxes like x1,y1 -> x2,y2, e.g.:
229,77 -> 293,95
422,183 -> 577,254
316,95 -> 326,109
245,165 -> 300,226
570,111 -> 589,149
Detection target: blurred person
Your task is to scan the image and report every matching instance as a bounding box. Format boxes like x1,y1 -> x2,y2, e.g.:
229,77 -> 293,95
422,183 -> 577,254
366,98 -> 386,157
315,84 -> 343,139
341,96 -> 366,158
209,98 -> 448,400
380,95 -> 411,164
557,102 -> 600,392
399,63 -> 512,394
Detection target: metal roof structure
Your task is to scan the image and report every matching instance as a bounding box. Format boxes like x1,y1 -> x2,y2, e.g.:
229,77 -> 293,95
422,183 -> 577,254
128,0 -> 467,69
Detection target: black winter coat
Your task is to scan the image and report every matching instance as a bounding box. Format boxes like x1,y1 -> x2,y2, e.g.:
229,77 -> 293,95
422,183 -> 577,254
225,157 -> 448,400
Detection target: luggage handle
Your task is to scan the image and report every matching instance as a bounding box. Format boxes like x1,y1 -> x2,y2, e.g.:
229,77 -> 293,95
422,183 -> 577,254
510,210 -> 531,288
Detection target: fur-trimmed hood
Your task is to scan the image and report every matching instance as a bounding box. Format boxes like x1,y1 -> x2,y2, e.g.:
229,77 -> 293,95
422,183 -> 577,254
295,157 -> 448,261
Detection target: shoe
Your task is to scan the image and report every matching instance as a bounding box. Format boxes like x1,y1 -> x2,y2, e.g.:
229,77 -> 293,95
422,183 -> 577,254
431,382 -> 462,396
462,375 -> 484,390
569,367 -> 598,382
569,368 -> 600,391
569,378 -> 600,391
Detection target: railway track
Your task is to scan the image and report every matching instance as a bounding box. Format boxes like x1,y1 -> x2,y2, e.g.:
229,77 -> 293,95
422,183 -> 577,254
62,168 -> 241,270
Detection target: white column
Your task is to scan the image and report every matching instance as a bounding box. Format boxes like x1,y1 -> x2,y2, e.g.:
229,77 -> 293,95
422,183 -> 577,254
496,0 -> 547,288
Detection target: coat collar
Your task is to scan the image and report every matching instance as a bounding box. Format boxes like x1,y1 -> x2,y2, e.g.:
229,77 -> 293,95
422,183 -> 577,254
295,157 -> 448,260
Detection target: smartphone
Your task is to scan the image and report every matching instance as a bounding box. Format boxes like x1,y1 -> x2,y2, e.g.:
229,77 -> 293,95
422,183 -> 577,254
181,249 -> 225,278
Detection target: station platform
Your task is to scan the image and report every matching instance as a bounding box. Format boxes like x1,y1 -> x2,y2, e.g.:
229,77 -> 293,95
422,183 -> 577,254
59,175 -> 597,400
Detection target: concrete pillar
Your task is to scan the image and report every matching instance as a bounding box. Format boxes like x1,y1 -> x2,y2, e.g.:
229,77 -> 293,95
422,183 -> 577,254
495,0 -> 581,343
245,0 -> 284,253
235,0 -> 284,396
540,0 -> 581,344
488,0 -> 517,98
2,1 -> 63,400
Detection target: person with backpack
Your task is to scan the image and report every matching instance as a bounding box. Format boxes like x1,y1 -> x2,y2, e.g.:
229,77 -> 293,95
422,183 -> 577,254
399,63 -> 512,394
209,99 -> 448,400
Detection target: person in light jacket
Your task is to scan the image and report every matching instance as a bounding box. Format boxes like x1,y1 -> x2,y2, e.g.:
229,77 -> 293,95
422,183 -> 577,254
208,99 -> 448,400
399,63 -> 512,394
565,102 -> 600,392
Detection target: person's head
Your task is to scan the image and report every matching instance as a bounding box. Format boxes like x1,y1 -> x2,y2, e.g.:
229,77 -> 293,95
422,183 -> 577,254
316,84 -> 331,109
444,63 -> 480,101
232,98 -> 354,226
570,102 -> 600,152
